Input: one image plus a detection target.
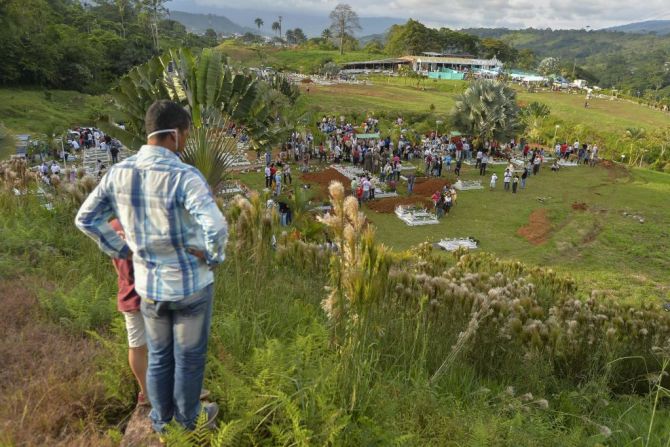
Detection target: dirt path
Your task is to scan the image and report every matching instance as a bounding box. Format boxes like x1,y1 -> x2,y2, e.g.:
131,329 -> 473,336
517,209 -> 552,245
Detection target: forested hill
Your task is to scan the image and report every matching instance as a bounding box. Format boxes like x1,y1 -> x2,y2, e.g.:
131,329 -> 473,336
464,27 -> 670,95
0,0 -> 219,94
170,11 -> 260,36
605,20 -> 670,35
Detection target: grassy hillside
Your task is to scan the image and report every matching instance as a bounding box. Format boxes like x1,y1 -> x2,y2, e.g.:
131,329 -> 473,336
358,162 -> 670,305
2,74 -> 670,445
0,89 -> 118,159
218,41 -> 386,72
2,169 -> 670,445
291,76 -> 669,158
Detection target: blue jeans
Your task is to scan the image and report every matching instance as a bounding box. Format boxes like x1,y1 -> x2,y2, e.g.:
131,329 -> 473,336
141,284 -> 214,433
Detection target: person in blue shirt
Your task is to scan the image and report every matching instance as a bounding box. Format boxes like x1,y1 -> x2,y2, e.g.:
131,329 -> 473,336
444,153 -> 452,172
75,100 -> 226,435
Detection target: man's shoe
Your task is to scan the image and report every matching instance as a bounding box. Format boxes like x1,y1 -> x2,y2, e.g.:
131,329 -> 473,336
199,389 -> 211,400
201,402 -> 219,430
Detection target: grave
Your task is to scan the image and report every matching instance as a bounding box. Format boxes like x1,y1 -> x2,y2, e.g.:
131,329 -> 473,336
463,159 -> 508,166
395,205 -> 439,226
332,164 -> 398,198
374,189 -> 398,198
437,237 -> 478,251
219,181 -> 245,196
453,180 -> 483,191
557,160 -> 579,167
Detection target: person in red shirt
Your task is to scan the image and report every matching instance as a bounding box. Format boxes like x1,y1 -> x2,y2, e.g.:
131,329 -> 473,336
110,219 -> 149,406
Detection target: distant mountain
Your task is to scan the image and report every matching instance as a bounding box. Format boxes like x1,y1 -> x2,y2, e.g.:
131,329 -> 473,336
169,10 -> 261,36
166,2 -> 403,37
605,20 -> 670,36
358,32 -> 389,45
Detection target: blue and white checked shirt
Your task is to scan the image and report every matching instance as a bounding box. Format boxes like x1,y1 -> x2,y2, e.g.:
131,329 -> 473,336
75,145 -> 228,301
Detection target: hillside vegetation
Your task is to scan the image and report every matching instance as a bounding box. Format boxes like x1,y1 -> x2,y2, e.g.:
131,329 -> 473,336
466,28 -> 670,98
1,165 -> 669,445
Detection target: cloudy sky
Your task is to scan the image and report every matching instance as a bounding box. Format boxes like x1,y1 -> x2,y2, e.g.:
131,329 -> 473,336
179,0 -> 669,30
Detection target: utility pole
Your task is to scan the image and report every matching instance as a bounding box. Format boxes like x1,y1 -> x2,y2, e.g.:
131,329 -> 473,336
278,15 -> 282,40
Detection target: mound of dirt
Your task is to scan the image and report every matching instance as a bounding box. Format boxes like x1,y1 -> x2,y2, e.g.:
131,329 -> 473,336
572,202 -> 588,211
599,159 -> 629,180
412,177 -> 452,196
517,209 -> 551,245
367,196 -> 433,213
300,78 -> 313,84
301,168 -> 352,196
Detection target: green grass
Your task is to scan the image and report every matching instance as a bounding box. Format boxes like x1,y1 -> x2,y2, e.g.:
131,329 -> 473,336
360,162 -> 670,305
218,41 -> 386,72
0,88 -> 117,159
0,88 -> 116,134
296,82 -> 457,116
516,90 -> 670,138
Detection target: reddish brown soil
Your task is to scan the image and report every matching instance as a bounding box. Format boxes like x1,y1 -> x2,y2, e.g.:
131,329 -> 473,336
572,202 -> 588,211
301,168 -> 352,197
412,177 -> 452,196
367,196 -> 433,213
517,209 -> 552,245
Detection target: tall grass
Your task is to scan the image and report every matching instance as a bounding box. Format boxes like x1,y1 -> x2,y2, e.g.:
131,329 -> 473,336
1,175 -> 669,445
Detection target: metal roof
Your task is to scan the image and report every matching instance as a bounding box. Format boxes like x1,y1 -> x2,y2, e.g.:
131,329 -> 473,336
341,58 -> 409,66
401,55 -> 502,66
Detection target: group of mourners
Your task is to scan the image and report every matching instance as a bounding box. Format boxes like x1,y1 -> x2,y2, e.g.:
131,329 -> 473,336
554,141 -> 600,166
260,115 -> 604,224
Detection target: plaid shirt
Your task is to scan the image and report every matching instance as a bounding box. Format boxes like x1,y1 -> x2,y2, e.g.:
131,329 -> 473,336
75,145 -> 228,301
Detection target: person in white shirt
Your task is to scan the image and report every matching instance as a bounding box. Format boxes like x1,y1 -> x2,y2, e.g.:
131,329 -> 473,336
503,169 -> 512,191
475,150 -> 483,168
480,153 -> 489,176
463,142 -> 471,160
264,165 -> 272,188
51,163 -> 61,175
490,172 -> 498,190
362,177 -> 371,201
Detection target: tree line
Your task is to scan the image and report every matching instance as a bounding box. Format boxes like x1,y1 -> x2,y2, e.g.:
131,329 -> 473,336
0,0 -> 219,93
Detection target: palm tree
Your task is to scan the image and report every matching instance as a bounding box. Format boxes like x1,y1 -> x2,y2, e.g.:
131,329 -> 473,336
321,28 -> 332,40
285,29 -> 295,45
182,115 -> 239,189
520,101 -> 550,143
451,79 -> 522,143
271,21 -> 280,37
111,48 -> 300,189
254,17 -> 263,31
623,127 -> 646,166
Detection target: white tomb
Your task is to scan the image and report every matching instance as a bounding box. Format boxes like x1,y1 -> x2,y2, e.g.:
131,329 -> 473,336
395,205 -> 439,226
437,237 -> 478,251
453,180 -> 483,191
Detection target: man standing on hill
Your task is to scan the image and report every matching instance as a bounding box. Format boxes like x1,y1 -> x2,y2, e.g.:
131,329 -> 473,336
75,100 -> 227,435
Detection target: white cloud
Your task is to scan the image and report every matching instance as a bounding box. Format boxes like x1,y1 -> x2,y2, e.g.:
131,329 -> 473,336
189,0 -> 670,29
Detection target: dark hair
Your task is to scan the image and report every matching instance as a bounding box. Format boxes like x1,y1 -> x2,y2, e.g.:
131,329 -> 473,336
145,100 -> 191,137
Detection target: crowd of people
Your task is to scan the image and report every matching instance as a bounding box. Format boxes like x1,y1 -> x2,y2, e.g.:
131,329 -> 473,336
258,114 -> 604,223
